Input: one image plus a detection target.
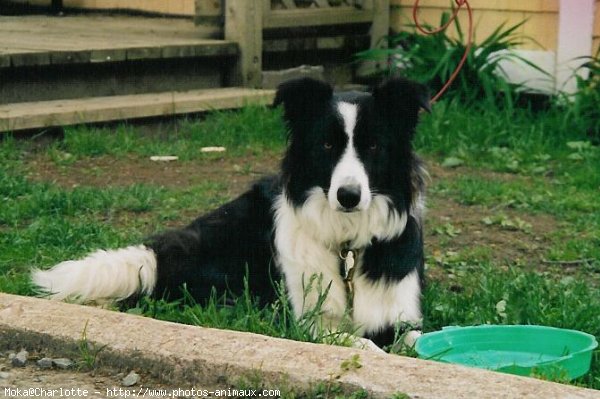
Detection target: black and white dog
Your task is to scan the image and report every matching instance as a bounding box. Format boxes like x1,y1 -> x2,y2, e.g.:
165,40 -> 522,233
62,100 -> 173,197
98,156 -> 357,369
32,77 -> 430,349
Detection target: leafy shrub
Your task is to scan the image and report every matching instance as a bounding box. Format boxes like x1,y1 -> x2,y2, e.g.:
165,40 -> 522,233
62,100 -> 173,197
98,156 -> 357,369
563,49 -> 600,143
356,12 -> 547,108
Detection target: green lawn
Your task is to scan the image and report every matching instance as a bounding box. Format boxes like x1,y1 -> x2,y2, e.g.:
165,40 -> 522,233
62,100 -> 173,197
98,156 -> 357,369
1,102 -> 599,392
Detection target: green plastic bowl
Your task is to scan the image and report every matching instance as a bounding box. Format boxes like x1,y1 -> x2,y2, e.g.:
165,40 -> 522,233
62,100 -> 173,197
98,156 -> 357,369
415,325 -> 598,380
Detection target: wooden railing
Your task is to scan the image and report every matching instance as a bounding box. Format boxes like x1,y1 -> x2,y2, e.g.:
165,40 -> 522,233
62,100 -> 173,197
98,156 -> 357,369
264,0 -> 378,28
200,0 -> 389,87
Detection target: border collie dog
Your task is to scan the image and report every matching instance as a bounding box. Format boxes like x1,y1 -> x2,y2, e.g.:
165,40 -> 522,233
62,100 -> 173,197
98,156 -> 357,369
32,77 -> 430,349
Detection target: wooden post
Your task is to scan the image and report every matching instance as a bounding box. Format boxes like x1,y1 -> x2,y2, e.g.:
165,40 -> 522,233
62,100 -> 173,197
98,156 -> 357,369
194,0 -> 224,28
357,0 -> 390,78
370,0 -> 389,50
51,0 -> 63,12
225,0 -> 263,88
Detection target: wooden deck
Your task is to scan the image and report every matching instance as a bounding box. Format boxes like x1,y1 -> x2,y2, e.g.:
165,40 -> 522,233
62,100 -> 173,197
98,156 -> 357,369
0,15 -> 234,67
0,11 -> 376,131
0,88 -> 275,132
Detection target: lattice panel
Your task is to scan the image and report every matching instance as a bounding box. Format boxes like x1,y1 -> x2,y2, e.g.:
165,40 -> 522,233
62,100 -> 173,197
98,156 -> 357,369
271,0 -> 366,9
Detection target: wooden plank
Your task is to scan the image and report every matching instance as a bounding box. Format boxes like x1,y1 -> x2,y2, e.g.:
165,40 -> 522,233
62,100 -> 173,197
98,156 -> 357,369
195,0 -> 222,16
10,51 -> 51,67
370,0 -> 389,47
225,0 -> 263,88
264,8 -> 374,28
174,88 -> 274,113
0,55 -> 10,68
191,43 -> 238,57
281,0 -> 298,8
0,88 -> 275,132
0,16 -> 218,56
314,0 -> 334,8
0,24 -> 237,65
0,16 -> 204,39
0,28 -> 236,52
126,47 -> 163,61
90,49 -> 127,63
50,50 -> 92,65
264,34 -> 369,52
161,45 -> 197,59
63,0 -> 196,16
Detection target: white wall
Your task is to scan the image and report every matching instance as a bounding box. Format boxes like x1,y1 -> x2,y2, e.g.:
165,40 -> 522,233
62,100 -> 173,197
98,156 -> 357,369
500,0 -> 595,94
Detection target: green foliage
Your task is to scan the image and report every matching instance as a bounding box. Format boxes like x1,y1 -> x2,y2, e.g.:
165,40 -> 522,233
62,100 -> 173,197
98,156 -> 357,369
562,49 -> 600,143
2,103 -> 600,390
56,105 -> 286,160
134,273 -> 358,348
356,12 -> 547,107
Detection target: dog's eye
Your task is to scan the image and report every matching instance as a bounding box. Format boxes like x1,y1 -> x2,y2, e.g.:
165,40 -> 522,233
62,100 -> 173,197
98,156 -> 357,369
324,142 -> 333,150
369,142 -> 377,151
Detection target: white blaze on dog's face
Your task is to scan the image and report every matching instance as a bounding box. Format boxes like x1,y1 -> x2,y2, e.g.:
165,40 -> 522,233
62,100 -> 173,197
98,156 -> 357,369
328,102 -> 371,212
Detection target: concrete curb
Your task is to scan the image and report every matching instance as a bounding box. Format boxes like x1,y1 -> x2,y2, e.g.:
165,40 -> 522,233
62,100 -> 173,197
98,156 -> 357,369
0,293 -> 598,398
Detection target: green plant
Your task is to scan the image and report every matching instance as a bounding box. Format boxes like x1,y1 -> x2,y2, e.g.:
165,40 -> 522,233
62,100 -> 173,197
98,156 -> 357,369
339,354 -> 362,373
562,49 -> 600,143
356,12 -> 547,107
77,320 -> 107,370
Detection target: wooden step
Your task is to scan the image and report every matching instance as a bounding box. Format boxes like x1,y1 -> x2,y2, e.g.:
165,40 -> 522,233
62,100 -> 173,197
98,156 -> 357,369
0,15 -> 233,67
0,88 -> 276,132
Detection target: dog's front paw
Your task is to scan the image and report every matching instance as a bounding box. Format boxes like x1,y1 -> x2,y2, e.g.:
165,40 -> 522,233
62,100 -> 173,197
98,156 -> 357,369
324,332 -> 385,353
352,336 -> 386,353
403,330 -> 422,348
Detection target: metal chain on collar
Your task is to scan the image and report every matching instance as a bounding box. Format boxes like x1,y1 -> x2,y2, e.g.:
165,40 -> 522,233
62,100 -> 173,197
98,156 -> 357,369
339,246 -> 357,310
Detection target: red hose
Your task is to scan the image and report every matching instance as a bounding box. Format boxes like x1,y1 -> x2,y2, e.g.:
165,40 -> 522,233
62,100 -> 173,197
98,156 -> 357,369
411,0 -> 474,103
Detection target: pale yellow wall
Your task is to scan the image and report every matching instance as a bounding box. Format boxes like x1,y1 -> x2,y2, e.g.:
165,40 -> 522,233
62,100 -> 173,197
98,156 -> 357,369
391,0 -> 559,51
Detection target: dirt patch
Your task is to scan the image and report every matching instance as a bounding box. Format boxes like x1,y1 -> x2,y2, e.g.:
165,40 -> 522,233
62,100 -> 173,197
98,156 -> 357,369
24,152 -> 282,197
426,160 -> 559,260
425,197 -> 557,261
425,161 -> 528,184
22,153 -> 561,270
1,353 -> 174,399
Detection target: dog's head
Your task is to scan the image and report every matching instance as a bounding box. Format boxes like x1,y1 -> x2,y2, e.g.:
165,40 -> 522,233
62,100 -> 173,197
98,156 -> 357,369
274,77 -> 430,214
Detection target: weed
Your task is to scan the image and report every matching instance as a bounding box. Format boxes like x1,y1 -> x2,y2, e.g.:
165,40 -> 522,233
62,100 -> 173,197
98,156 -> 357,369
561,48 -> 600,143
339,354 -> 362,373
481,215 -> 532,233
432,222 -> 461,238
77,320 -> 107,371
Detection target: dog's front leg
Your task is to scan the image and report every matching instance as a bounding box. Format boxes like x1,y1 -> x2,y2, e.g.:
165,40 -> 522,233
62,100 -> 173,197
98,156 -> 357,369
284,266 -> 348,334
279,255 -> 383,352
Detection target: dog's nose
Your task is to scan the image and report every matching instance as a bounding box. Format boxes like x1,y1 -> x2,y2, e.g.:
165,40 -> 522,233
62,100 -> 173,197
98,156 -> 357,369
337,185 -> 361,210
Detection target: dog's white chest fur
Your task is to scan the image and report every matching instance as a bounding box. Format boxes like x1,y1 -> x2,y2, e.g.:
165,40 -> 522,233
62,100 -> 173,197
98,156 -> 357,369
273,191 -> 421,335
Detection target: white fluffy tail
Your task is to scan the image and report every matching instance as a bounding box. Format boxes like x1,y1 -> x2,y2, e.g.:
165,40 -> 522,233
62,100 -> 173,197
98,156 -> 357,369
31,245 -> 157,304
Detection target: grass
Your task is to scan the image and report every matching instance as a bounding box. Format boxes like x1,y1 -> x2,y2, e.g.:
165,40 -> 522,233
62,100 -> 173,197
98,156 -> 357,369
51,105 -> 286,161
1,100 -> 599,393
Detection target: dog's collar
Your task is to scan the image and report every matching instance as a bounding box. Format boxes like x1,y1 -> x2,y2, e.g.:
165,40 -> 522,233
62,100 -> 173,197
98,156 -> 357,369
339,242 -> 358,311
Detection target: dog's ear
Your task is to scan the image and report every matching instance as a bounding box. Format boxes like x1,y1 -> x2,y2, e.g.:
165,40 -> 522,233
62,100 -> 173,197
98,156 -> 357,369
273,78 -> 333,123
372,77 -> 431,119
